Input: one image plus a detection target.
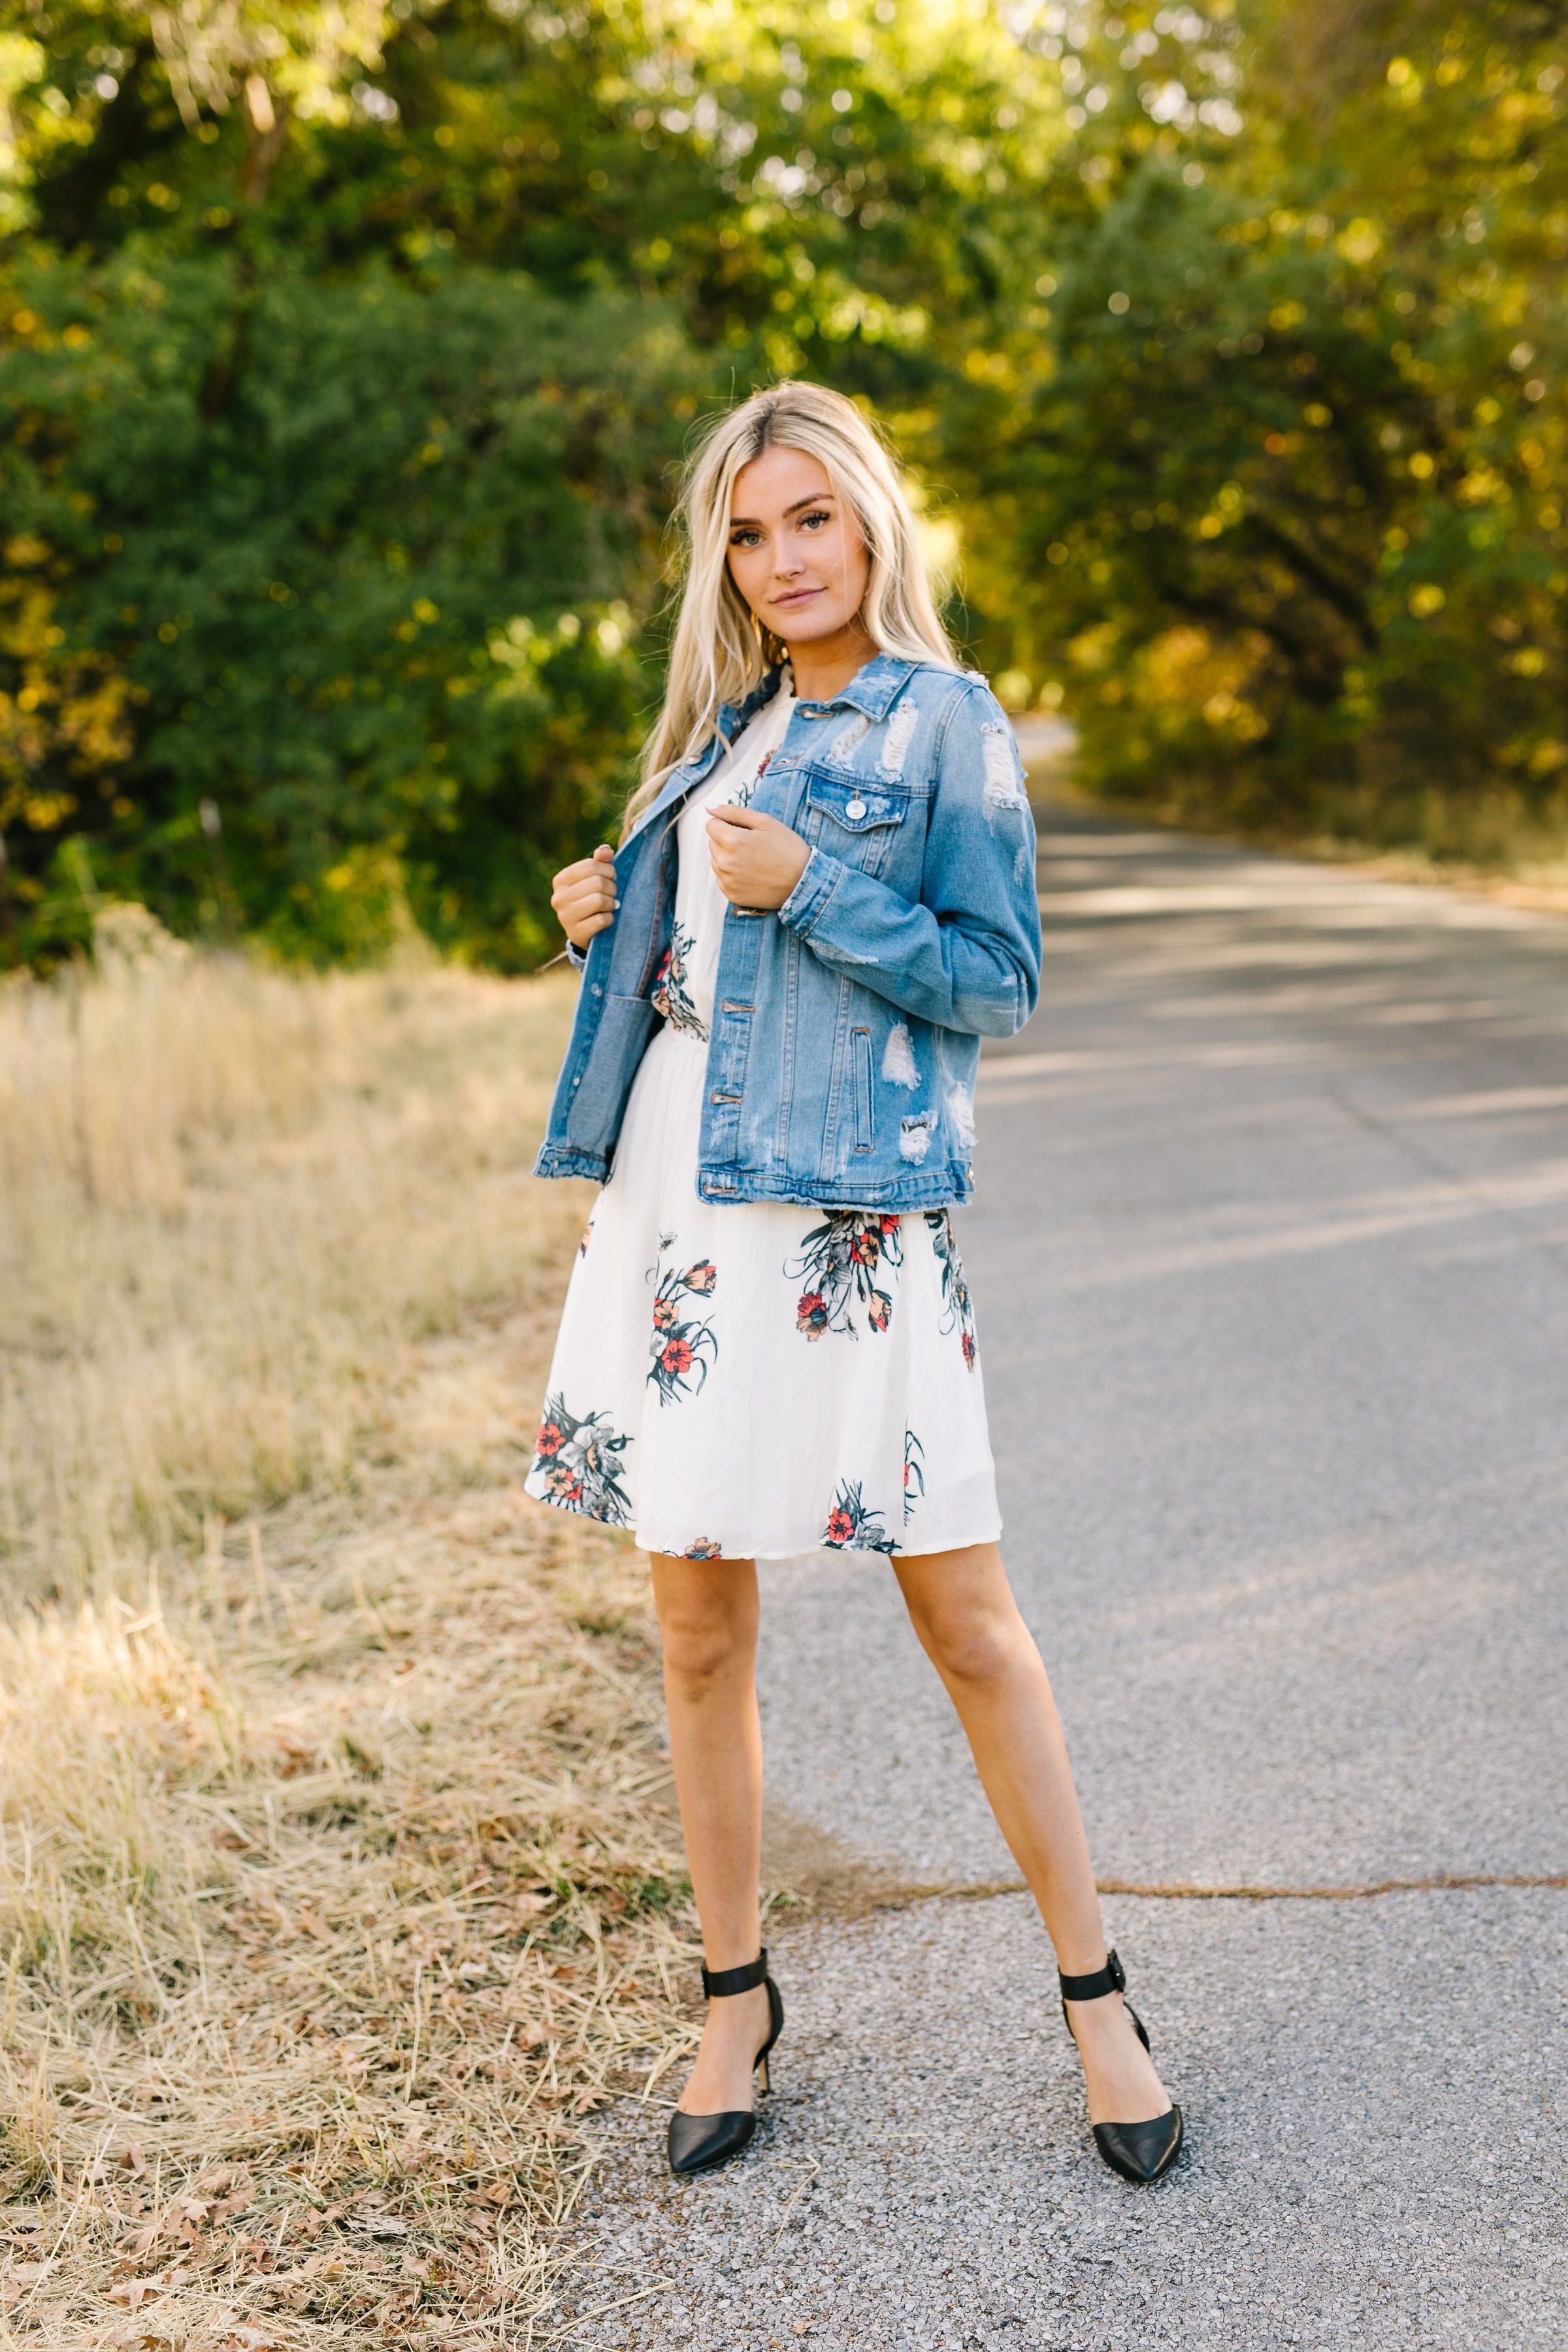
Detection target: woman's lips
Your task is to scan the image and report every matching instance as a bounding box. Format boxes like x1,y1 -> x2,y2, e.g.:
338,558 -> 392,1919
772,587 -> 823,611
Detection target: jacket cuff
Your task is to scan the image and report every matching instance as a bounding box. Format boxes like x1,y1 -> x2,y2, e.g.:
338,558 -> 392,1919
565,938 -> 587,970
777,846 -> 844,939
534,1140 -> 609,1180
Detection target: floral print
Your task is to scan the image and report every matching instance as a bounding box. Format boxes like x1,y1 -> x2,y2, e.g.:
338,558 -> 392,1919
902,1429 -> 926,1524
822,1479 -> 900,1555
651,921 -> 708,1039
728,747 -> 775,811
924,1209 -> 977,1369
531,1393 -> 634,1526
647,1241 -> 719,1404
683,1538 -> 723,1559
788,1211 -> 904,1341
578,1219 -> 594,1257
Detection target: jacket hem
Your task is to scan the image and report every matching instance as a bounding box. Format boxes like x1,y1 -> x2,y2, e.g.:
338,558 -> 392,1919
695,1168 -> 973,1209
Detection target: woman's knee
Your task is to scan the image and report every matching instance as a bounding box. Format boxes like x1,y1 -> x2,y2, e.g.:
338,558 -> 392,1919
652,1562 -> 757,1694
912,1599 -> 1021,1688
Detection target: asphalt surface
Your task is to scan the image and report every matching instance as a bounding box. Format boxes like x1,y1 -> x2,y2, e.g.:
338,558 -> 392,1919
563,806 -> 1568,2347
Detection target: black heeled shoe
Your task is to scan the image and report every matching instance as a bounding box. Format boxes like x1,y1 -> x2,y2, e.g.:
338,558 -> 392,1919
1059,1948 -> 1183,2185
666,1950 -> 784,2177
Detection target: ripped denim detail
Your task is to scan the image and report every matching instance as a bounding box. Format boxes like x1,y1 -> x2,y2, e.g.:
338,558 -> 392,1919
881,1022 -> 920,1088
900,1109 -> 938,1163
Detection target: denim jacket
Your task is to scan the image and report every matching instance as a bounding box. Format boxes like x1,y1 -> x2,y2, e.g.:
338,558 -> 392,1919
534,653 -> 1040,1209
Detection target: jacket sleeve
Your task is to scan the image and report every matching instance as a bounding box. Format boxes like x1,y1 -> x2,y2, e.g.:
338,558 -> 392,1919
775,678 -> 1041,1037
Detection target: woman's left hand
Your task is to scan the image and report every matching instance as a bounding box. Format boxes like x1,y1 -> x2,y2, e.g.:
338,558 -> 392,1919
706,804 -> 811,909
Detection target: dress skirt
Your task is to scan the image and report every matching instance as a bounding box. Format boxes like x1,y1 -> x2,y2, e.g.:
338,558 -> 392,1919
523,689 -> 1002,1562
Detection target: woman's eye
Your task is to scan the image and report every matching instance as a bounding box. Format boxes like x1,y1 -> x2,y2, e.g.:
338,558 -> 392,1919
800,510 -> 830,530
730,529 -> 762,547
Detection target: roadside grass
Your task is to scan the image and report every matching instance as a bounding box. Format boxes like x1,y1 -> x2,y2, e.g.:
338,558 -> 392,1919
0,937 -> 697,2347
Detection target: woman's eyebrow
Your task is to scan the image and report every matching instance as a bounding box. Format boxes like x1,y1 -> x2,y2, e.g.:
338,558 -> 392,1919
728,493 -> 837,529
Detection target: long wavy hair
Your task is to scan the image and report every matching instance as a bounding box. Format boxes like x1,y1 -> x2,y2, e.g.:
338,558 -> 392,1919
623,381 -> 958,834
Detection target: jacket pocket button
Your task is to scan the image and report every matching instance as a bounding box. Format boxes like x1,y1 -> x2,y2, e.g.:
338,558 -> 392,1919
845,797 -> 866,820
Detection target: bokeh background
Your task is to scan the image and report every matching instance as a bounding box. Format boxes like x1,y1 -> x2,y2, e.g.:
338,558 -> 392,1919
3,0 -> 1565,970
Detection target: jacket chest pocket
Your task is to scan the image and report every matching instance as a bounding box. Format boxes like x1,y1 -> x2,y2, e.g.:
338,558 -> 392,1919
802,774 -> 911,875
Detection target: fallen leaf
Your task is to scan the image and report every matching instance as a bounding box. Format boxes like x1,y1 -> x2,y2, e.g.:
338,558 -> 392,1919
348,2213 -> 408,2238
295,2252 -> 346,2279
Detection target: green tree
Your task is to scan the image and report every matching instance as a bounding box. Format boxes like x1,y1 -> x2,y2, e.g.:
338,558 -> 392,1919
971,0 -> 1568,848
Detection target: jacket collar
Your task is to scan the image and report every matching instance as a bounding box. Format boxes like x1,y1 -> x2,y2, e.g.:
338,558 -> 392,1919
623,655 -> 919,847
716,652 -> 919,734
715,664 -> 786,742
801,652 -> 918,721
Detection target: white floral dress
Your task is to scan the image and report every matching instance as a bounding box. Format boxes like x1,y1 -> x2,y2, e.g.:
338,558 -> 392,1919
525,692 -> 1001,1561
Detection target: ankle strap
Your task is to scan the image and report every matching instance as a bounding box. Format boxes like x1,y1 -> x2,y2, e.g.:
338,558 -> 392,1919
1058,1948 -> 1126,2004
702,1950 -> 768,1999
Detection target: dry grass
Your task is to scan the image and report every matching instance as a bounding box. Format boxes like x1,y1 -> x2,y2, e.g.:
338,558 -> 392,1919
0,930 -> 702,2348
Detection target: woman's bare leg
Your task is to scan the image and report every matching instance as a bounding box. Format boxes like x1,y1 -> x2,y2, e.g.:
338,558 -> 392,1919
649,1551 -> 772,2114
894,1541 -> 1171,2125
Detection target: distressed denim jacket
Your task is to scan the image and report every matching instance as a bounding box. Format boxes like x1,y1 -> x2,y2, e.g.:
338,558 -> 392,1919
534,653 -> 1040,1209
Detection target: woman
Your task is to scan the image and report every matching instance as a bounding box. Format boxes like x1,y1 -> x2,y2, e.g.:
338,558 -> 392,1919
529,382 -> 1181,2187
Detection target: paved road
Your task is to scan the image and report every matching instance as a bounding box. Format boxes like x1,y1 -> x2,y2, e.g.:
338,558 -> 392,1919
564,807 -> 1568,2349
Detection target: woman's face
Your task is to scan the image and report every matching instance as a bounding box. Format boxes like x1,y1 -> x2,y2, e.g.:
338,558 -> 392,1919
727,446 -> 871,649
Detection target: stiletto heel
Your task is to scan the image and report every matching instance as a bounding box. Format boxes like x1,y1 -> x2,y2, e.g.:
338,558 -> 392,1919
667,1950 -> 784,2177
1058,1948 -> 1183,2185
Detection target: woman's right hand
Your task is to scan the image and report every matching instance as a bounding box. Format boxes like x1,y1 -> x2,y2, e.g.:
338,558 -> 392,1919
551,844 -> 619,951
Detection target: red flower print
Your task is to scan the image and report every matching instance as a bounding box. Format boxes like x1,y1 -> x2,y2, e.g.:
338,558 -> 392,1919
924,1210 -> 977,1369
821,1478 -> 899,1554
787,1212 -> 903,1341
528,1393 -> 634,1526
646,1239 -> 719,1403
796,1290 -> 828,1339
651,923 -> 707,1037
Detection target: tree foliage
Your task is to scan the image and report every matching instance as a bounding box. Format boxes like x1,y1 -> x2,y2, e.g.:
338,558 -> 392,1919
2,0 -> 1567,965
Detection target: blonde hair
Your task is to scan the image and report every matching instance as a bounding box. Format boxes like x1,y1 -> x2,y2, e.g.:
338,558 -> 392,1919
624,380 -> 958,834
